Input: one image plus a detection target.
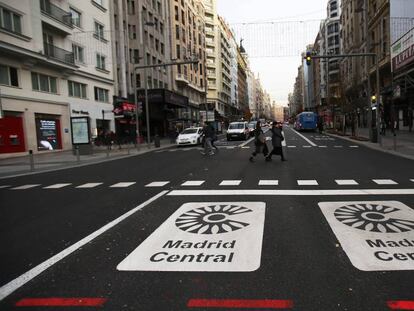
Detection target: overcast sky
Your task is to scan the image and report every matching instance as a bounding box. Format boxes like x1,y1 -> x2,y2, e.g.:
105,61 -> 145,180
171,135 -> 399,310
217,0 -> 329,106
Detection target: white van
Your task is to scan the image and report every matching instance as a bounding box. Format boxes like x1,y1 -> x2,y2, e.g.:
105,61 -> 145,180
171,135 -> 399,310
226,122 -> 249,141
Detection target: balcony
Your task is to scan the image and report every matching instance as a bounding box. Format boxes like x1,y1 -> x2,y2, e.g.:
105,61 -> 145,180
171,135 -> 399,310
43,42 -> 75,65
40,0 -> 73,35
176,73 -> 189,85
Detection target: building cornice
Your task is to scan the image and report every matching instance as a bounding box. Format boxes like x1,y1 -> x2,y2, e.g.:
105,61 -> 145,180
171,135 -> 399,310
2,94 -> 69,106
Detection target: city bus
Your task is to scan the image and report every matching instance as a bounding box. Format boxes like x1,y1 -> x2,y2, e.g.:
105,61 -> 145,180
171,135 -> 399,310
294,112 -> 318,131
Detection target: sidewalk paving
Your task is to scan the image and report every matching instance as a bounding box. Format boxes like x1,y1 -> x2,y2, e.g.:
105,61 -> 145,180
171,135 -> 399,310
0,138 -> 176,179
326,127 -> 414,161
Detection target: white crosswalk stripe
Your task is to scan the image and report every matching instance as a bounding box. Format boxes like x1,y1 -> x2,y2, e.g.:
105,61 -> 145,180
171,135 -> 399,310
219,180 -> 242,186
182,180 -> 205,186
411,179 -> 414,182
11,184 -> 41,190
145,181 -> 170,187
259,180 -> 279,186
110,182 -> 136,188
372,179 -> 398,185
43,183 -> 72,189
76,183 -> 103,189
335,179 -> 359,185
0,185 -> 11,189
350,145 -> 359,148
297,180 -> 319,186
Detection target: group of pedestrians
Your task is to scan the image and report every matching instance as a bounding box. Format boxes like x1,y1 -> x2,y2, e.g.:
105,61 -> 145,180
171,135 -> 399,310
249,121 -> 286,162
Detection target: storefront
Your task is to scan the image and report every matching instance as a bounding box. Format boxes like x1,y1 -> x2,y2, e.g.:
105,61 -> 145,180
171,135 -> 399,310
0,113 -> 25,154
35,114 -> 62,151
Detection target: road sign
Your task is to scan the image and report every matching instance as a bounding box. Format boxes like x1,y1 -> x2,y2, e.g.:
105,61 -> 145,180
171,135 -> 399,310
117,202 -> 266,272
319,201 -> 414,271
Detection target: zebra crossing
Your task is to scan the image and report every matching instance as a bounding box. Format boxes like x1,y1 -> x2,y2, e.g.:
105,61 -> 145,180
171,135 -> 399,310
1,178 -> 413,191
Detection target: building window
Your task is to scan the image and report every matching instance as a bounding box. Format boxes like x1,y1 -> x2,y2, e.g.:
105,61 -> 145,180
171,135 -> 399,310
132,25 -> 136,39
176,24 -> 180,39
93,0 -> 104,7
176,45 -> 181,59
0,64 -> 18,87
31,72 -> 57,94
94,87 -> 109,102
160,22 -> 164,35
94,21 -> 105,40
160,42 -> 164,55
68,81 -> 87,98
136,74 -> 141,87
96,54 -> 106,70
70,7 -> 81,27
72,44 -> 84,63
127,0 -> 135,14
0,6 -> 22,34
174,6 -> 179,21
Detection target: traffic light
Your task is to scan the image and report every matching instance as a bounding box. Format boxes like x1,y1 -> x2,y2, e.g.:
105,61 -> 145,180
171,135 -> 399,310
305,51 -> 312,66
371,95 -> 377,110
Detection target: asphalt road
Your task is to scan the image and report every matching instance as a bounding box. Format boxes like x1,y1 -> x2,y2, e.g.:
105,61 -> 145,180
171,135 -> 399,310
0,126 -> 413,310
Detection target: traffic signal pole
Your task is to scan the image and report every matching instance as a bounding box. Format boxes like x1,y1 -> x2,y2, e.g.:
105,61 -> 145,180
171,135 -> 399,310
307,53 -> 381,144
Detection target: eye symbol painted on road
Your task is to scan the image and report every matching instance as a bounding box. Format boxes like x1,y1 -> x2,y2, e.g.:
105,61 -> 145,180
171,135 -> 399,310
334,203 -> 414,233
175,204 -> 252,234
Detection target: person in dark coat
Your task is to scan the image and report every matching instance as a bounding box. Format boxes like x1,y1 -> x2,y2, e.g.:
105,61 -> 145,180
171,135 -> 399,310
201,122 -> 215,155
249,121 -> 268,162
266,121 -> 286,161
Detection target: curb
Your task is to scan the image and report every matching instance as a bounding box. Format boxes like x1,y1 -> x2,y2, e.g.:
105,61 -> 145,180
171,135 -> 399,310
0,143 -> 176,180
326,133 -> 414,161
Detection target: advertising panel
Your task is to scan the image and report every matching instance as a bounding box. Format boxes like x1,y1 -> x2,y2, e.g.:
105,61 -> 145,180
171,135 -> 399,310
71,117 -> 90,145
35,118 -> 61,151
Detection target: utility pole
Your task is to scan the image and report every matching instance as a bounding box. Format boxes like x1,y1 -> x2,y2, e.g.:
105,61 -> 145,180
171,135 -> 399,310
364,0 -> 372,141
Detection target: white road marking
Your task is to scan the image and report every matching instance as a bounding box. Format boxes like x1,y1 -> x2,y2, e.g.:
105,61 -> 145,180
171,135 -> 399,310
303,145 -> 312,148
169,149 -> 178,152
43,183 -> 72,189
76,183 -> 103,188
289,129 -> 318,146
168,189 -> 414,196
373,179 -> 398,185
110,182 -> 136,188
335,179 -> 359,185
297,180 -> 319,186
318,145 -> 327,148
239,137 -> 255,147
0,191 -> 168,302
181,180 -> 205,186
350,145 -> 359,148
259,180 -> 279,186
411,179 -> 414,182
241,146 -> 250,149
145,181 -> 170,187
220,180 -> 242,186
117,202 -> 266,272
226,146 -> 236,149
11,184 -> 41,190
287,146 -> 297,148
0,185 -> 11,189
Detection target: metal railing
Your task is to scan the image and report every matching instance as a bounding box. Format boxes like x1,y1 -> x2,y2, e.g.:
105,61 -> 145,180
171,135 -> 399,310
43,42 -> 75,65
40,0 -> 73,28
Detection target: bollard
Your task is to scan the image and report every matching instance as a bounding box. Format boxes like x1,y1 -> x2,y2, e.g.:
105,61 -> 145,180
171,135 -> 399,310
154,135 -> 160,148
29,150 -> 34,172
393,133 -> 397,151
75,146 -> 80,164
127,143 -> 131,155
106,145 -> 110,158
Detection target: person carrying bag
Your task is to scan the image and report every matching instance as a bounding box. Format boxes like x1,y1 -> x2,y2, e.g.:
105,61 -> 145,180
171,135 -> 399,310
249,121 -> 268,162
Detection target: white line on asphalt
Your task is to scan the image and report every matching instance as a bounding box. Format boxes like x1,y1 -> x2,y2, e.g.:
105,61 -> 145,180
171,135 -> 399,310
145,181 -> 170,187
226,146 -> 236,149
241,146 -> 251,149
335,179 -> 359,185
239,137 -> 255,147
303,145 -> 312,148
0,190 -> 168,302
167,189 -> 414,196
411,179 -> 414,182
219,180 -> 242,186
10,184 -> 41,190
181,180 -> 205,186
76,183 -> 103,189
287,146 -> 297,148
288,129 -> 318,146
258,180 -> 279,186
372,179 -> 398,185
110,182 -> 136,188
318,146 -> 327,148
43,183 -> 72,189
297,180 -> 319,186
0,185 -> 11,189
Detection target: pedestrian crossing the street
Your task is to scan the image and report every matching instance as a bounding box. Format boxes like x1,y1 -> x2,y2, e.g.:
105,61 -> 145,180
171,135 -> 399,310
2,178 -> 412,191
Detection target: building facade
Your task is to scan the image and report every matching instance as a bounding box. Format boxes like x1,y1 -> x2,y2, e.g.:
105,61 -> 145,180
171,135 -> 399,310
0,0 -> 115,155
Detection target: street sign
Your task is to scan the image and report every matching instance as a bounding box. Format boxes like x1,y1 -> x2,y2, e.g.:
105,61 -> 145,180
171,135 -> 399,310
117,202 -> 266,272
319,201 -> 414,271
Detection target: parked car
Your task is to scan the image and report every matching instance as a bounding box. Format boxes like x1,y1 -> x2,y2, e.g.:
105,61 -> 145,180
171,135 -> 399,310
176,127 -> 203,146
226,122 -> 249,141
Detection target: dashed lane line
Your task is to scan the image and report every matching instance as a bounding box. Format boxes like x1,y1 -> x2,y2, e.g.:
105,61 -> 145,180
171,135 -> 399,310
335,179 -> 359,185
297,180 -> 319,186
76,183 -> 103,189
43,183 -> 72,189
288,128 -> 318,146
373,179 -> 398,185
219,180 -> 242,186
181,180 -> 205,186
145,181 -> 170,187
0,191 -> 168,302
258,180 -> 279,186
0,185 -> 11,189
10,184 -> 41,190
109,182 -> 136,188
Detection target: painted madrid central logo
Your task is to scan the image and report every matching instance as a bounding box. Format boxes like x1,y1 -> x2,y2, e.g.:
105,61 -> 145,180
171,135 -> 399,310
175,204 -> 252,234
334,203 -> 414,233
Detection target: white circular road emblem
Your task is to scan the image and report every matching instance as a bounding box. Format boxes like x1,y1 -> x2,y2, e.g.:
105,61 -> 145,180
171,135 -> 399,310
334,203 -> 414,233
175,204 -> 252,234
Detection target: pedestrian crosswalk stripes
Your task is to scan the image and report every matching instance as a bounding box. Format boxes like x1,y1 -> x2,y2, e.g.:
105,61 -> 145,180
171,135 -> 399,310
76,183 -> 103,188
2,178 -> 413,191
145,181 -> 170,187
110,182 -> 136,188
43,183 -> 72,189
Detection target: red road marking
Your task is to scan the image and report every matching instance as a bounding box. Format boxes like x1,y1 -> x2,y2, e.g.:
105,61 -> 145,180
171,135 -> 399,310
388,301 -> 414,310
15,298 -> 107,307
187,299 -> 293,309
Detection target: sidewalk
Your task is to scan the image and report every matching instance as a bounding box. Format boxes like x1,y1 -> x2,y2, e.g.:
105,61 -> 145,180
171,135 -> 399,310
0,138 -> 176,179
326,127 -> 414,160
